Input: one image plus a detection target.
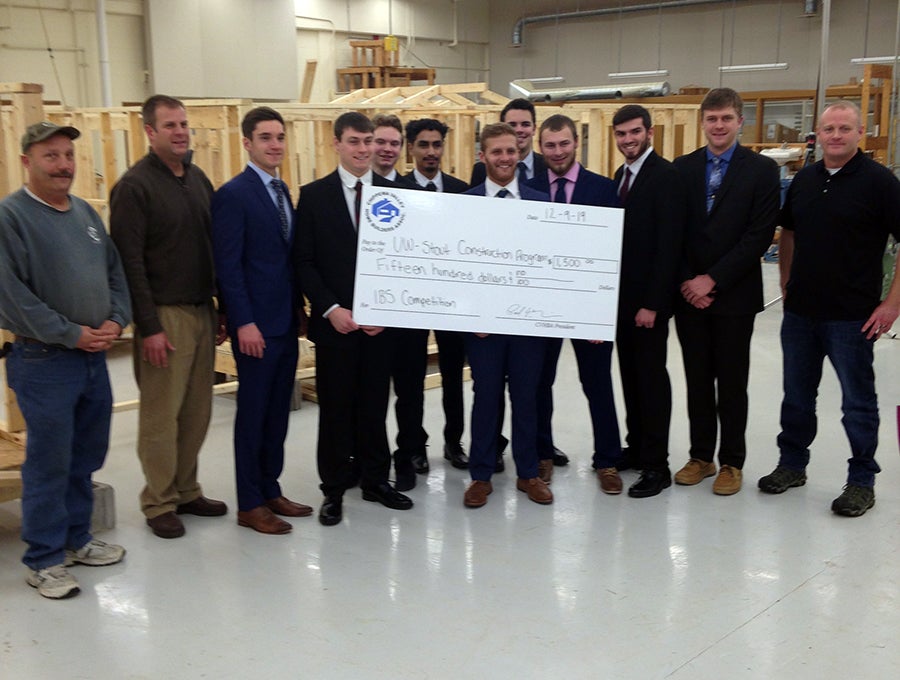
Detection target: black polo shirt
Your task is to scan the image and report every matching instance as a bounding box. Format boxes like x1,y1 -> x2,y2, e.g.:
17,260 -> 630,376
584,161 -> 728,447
781,150 -> 900,320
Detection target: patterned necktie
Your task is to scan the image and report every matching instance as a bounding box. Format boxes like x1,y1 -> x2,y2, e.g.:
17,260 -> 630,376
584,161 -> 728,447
517,161 -> 528,184
354,180 -> 363,230
707,156 -> 723,214
496,188 -> 510,198
425,181 -> 437,191
619,167 -> 632,204
554,177 -> 568,204
272,179 -> 289,241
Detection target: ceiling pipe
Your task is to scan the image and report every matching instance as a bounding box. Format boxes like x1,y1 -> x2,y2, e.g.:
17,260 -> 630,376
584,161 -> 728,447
512,0 -> 749,47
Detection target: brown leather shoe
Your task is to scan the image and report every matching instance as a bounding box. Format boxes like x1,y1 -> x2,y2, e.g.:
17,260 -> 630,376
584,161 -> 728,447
712,464 -> 743,495
176,496 -> 228,516
266,496 -> 313,517
674,458 -> 717,485
237,506 -> 292,534
538,459 -> 554,484
516,477 -> 553,504
464,480 -> 493,508
146,511 -> 185,539
596,467 -> 623,494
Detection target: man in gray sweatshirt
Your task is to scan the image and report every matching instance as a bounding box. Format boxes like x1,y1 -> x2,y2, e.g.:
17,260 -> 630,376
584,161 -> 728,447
0,122 -> 131,599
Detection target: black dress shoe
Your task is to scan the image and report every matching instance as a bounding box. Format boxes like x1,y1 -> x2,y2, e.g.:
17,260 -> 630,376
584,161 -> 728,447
410,452 -> 429,475
394,462 -> 417,492
361,483 -> 414,510
616,447 -> 640,472
628,469 -> 672,498
551,447 -> 569,467
319,496 -> 343,526
497,434 -> 509,455
443,442 -> 469,469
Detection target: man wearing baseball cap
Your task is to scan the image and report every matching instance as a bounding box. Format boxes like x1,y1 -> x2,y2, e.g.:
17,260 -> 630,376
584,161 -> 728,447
0,121 -> 131,598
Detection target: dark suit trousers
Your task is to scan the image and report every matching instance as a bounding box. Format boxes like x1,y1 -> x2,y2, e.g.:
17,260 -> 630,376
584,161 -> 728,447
390,327 -> 429,460
233,334 -> 298,511
615,315 -> 672,471
315,333 -> 392,496
434,329 -> 466,444
537,338 -> 563,459
465,334 -> 544,481
571,339 -> 621,468
674,308 -> 756,468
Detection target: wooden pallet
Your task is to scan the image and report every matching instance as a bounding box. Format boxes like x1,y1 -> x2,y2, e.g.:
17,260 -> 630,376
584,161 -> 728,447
0,433 -> 24,503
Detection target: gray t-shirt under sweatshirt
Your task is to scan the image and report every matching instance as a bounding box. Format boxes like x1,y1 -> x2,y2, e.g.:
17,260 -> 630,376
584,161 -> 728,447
0,188 -> 131,348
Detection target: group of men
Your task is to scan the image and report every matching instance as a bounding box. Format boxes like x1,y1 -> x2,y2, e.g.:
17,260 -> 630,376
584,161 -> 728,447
1,87 -> 897,600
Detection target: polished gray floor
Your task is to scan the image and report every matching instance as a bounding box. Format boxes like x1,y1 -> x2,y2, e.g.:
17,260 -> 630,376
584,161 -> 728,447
2,265 -> 899,679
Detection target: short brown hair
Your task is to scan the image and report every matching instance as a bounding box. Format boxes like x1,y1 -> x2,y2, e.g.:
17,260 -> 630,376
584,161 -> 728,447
701,88 -> 743,117
479,122 -> 516,152
142,94 -> 185,129
539,114 -> 578,142
372,113 -> 403,136
334,111 -> 373,139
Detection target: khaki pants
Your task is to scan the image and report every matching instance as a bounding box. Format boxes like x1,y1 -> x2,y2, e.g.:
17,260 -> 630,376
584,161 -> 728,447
134,304 -> 215,518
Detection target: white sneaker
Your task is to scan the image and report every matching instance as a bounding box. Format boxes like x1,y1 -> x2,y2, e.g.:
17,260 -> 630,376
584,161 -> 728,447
65,539 -> 126,567
26,564 -> 80,599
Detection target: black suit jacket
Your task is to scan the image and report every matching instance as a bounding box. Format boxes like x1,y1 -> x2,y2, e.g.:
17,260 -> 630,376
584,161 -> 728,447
294,171 -> 397,346
673,144 -> 779,315
405,170 -> 469,194
613,152 -> 685,317
469,152 -> 546,187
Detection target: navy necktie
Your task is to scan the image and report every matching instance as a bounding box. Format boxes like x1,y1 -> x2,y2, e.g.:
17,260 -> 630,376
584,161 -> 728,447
707,157 -> 723,213
272,179 -> 289,241
496,188 -> 510,198
517,161 -> 528,184
554,177 -> 568,203
425,181 -> 437,191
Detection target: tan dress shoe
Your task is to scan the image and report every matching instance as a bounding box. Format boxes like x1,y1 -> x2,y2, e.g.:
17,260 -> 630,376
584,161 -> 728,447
674,458 -> 717,485
464,480 -> 493,508
516,477 -> 553,504
266,496 -> 313,517
712,465 -> 742,495
596,467 -> 623,494
538,459 -> 554,484
237,506 -> 292,534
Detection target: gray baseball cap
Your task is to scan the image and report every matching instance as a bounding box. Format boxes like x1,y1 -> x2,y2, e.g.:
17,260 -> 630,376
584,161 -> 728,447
21,121 -> 80,153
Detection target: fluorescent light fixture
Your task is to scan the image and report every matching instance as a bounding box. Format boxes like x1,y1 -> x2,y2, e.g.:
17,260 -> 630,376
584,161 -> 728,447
608,69 -> 669,79
718,62 -> 789,73
850,55 -> 900,65
526,76 -> 566,84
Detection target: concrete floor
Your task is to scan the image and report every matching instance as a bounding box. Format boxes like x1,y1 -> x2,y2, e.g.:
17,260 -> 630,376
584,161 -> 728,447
1,263 -> 899,679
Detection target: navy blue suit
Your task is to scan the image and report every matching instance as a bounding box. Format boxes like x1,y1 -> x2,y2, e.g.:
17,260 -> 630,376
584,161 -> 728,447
527,166 -> 622,469
212,166 -> 299,511
463,182 -> 550,481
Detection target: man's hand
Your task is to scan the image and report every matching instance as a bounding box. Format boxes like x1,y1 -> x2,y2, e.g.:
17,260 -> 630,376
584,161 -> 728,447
142,331 -> 175,368
215,313 -> 228,346
681,275 -> 716,308
297,306 -> 309,337
634,308 -> 657,329
862,301 -> 900,340
75,324 -> 119,353
360,325 -> 384,336
328,307 -> 359,334
237,322 -> 265,358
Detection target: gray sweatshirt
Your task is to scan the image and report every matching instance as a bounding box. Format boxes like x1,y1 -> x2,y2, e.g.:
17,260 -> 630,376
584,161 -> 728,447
0,188 -> 131,348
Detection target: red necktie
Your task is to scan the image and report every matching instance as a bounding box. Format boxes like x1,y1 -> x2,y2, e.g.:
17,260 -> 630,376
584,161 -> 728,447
354,180 -> 362,229
619,167 -> 631,204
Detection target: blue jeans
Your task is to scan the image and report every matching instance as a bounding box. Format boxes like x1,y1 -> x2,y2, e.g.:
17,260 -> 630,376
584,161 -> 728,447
777,312 -> 881,487
7,341 -> 112,570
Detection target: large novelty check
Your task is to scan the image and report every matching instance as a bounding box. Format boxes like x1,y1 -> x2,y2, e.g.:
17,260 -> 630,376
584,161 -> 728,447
352,185 -> 624,340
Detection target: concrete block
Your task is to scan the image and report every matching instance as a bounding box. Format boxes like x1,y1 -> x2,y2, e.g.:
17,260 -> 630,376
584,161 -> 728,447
91,481 -> 116,533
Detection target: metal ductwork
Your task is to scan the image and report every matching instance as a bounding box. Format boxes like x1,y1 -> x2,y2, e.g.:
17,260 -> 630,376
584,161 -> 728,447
512,0 -> 748,47
509,79 -> 671,102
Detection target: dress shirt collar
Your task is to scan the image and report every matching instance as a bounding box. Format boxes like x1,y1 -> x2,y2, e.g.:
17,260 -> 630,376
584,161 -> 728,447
520,150 -> 536,177
413,168 -> 443,191
485,176 -> 520,198
338,164 -> 373,188
624,146 -> 654,179
547,161 -> 580,185
247,160 -> 279,185
706,142 -> 737,164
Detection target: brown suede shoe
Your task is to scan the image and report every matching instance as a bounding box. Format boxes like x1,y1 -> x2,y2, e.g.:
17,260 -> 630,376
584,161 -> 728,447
463,480 -> 493,508
146,511 -> 185,539
596,467 -> 623,495
538,459 -> 554,484
712,465 -> 743,495
674,458 -> 717,485
266,496 -> 313,517
237,506 -> 292,534
176,496 -> 228,516
516,477 -> 553,504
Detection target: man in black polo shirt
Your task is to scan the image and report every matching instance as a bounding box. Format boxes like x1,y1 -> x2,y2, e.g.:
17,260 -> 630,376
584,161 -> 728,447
758,101 -> 900,516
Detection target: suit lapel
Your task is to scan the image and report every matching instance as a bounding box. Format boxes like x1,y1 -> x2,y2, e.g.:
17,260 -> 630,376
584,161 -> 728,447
245,167 -> 291,248
708,145 -> 743,217
626,152 -> 656,199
